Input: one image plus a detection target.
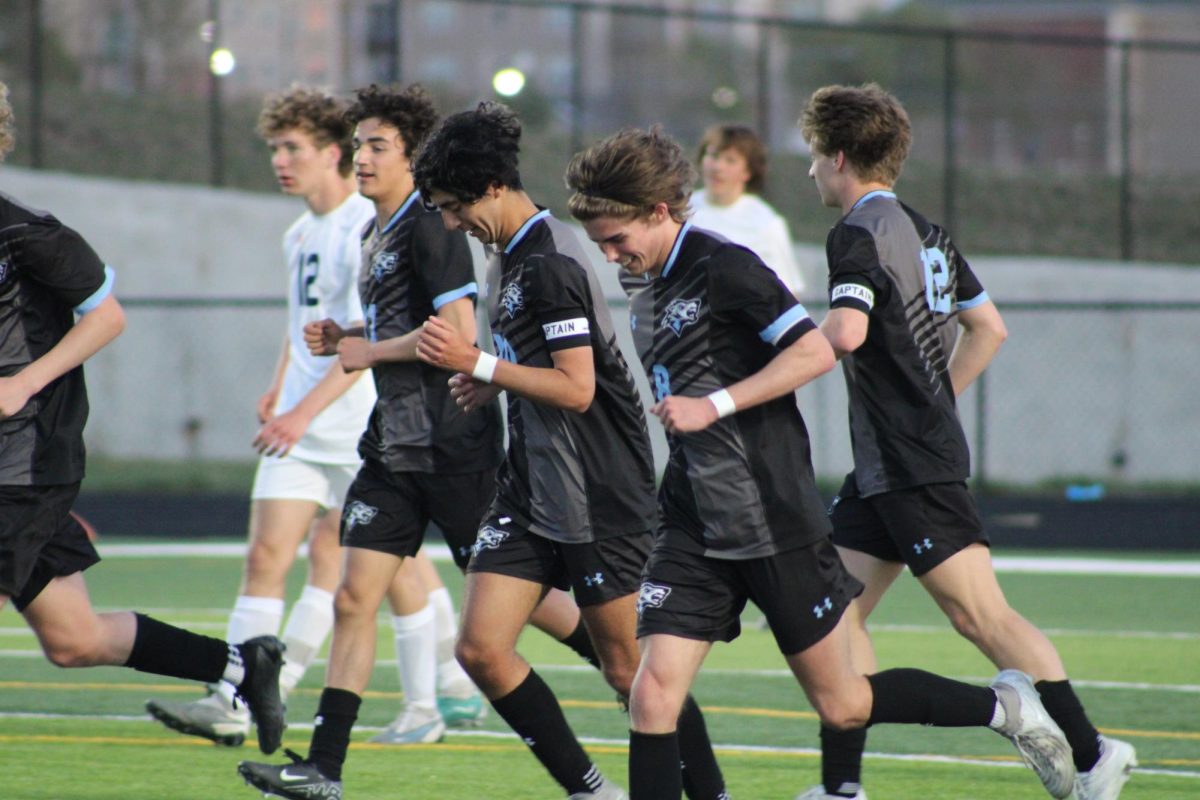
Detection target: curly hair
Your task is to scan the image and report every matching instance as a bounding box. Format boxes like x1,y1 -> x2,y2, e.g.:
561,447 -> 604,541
0,82 -> 15,161
799,83 -> 911,185
344,83 -> 440,162
256,85 -> 354,175
696,123 -> 768,194
411,101 -> 523,203
565,126 -> 695,224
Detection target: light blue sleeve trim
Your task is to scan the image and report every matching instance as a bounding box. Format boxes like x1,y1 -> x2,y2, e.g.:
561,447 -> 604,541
432,282 -> 478,310
75,265 -> 115,314
955,290 -> 990,311
759,303 -> 810,345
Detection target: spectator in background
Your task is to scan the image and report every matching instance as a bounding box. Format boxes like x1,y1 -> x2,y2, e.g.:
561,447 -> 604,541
690,124 -> 806,297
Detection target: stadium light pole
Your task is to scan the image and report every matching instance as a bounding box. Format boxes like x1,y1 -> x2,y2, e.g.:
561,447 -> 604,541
207,0 -> 224,187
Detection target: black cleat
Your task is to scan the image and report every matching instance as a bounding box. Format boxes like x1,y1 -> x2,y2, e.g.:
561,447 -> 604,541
234,635 -> 287,755
238,749 -> 343,799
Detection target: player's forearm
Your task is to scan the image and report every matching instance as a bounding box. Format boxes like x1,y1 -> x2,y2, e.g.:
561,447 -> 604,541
948,327 -> 1004,396
489,357 -> 594,413
365,330 -> 420,364
292,361 -> 369,419
723,329 -> 834,411
18,295 -> 126,394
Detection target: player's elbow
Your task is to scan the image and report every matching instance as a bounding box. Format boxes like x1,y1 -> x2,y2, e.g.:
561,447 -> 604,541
567,389 -> 594,414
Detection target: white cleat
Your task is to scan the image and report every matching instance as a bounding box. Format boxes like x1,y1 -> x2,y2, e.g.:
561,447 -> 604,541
1073,736 -> 1136,800
568,777 -> 629,799
991,669 -> 1076,799
146,693 -> 251,747
368,705 -> 446,745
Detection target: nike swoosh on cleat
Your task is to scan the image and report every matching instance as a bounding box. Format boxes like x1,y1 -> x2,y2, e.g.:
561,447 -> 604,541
279,768 -> 312,782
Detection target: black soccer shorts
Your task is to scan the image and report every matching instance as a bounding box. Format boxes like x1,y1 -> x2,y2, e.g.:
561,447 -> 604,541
830,481 -> 988,577
0,483 -> 100,610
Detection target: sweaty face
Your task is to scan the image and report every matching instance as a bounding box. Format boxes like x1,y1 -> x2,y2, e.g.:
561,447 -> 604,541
353,118 -> 412,206
426,188 -> 502,246
268,129 -> 333,197
700,145 -> 752,203
582,213 -> 673,279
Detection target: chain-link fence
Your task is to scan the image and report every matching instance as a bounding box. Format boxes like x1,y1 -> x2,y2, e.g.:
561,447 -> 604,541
2,0 -> 1199,263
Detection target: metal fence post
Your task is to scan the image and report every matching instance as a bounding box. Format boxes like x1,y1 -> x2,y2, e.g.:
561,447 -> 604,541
28,0 -> 44,168
942,30 -> 957,235
207,0 -> 224,187
756,20 -> 771,147
1118,39 -> 1133,261
570,3 -> 584,156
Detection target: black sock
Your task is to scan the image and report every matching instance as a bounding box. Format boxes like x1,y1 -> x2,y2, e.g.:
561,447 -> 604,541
1037,679 -> 1102,772
124,613 -> 227,682
867,668 -> 995,727
491,670 -> 597,795
821,725 -> 867,797
559,620 -> 601,669
307,688 -> 361,782
630,730 -> 682,800
677,695 -> 727,799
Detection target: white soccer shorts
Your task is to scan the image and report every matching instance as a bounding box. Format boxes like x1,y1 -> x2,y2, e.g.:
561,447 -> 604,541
249,454 -> 358,509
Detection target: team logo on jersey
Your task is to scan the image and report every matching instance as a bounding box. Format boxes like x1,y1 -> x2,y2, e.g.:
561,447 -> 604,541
661,297 -> 701,337
343,501 -> 378,531
472,525 -> 510,556
371,251 -> 399,282
636,582 -> 672,615
500,281 -> 524,318
0,259 -> 9,283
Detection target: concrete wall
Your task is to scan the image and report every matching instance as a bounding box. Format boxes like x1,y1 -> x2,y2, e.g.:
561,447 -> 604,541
6,167 -> 1200,484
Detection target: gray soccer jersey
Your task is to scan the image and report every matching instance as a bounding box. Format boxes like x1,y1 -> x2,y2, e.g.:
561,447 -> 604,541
0,192 -> 111,485
357,191 -> 503,475
622,223 -> 830,560
485,210 -> 655,544
825,190 -> 989,496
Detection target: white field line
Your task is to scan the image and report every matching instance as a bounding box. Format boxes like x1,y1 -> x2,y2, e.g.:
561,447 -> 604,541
92,542 -> 1200,577
0,711 -> 1196,781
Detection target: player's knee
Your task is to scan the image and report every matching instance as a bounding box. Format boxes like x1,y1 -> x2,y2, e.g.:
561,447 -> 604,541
454,634 -> 495,681
600,658 -> 637,697
332,583 -> 373,622
42,634 -> 103,668
811,692 -> 870,731
628,672 -> 681,729
243,540 -> 291,586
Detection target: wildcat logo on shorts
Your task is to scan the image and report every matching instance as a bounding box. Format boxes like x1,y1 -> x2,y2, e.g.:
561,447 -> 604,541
500,281 -> 524,318
371,251 -> 399,282
472,525 -> 510,556
661,297 -> 701,337
343,501 -> 378,531
636,582 -> 672,615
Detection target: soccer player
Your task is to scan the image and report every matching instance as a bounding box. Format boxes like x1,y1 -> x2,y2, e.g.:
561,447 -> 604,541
0,79 -> 285,756
410,102 -> 727,800
690,124 -> 805,297
564,125 -> 1075,800
143,84 -> 380,748
796,83 -> 1135,800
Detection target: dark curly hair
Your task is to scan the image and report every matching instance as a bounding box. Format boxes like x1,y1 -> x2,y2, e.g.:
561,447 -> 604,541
800,83 -> 911,185
411,101 -> 524,203
256,85 -> 354,175
565,126 -> 695,224
0,81 -> 15,160
344,83 -> 439,162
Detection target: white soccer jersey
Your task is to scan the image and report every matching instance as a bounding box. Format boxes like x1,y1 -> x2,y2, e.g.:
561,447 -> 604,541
689,189 -> 805,295
276,192 -> 376,464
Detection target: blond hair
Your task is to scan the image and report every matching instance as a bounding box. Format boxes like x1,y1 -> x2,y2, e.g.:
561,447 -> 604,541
0,82 -> 15,160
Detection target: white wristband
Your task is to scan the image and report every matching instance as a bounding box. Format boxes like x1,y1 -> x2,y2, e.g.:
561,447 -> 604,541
471,352 -> 499,383
707,388 -> 736,419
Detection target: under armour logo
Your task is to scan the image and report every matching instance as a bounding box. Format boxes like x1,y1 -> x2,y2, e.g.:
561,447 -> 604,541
813,596 -> 834,619
583,573 -> 604,587
913,538 -> 934,554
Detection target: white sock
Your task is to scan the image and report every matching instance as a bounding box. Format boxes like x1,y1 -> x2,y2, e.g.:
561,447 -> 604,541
279,585 -> 335,697
428,587 -> 473,694
217,595 -> 284,706
391,604 -> 437,712
989,690 -> 1008,730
